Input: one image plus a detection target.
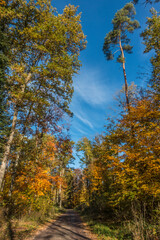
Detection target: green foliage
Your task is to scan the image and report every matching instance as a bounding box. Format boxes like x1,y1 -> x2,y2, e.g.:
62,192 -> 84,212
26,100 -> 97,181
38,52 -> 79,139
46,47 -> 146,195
141,8 -> 160,93
103,2 -> 140,110
103,2 -> 140,63
5,1 -> 86,117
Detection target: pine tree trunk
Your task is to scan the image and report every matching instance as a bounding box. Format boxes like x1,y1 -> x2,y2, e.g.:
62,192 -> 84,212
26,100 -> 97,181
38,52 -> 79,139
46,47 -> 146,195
119,35 -> 130,112
122,63 -> 130,111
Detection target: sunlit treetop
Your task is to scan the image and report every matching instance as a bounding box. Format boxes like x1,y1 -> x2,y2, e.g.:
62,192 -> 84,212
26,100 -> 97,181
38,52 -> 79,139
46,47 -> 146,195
103,2 -> 140,63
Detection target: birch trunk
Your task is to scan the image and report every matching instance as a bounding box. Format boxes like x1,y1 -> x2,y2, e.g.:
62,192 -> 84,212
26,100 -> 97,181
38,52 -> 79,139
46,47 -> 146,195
59,168 -> 65,208
0,109 -> 18,189
9,102 -> 33,195
59,169 -> 62,208
0,73 -> 32,190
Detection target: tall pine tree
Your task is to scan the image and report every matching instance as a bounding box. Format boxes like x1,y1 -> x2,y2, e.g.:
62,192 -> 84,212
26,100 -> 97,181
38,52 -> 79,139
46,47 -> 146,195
103,2 -> 139,111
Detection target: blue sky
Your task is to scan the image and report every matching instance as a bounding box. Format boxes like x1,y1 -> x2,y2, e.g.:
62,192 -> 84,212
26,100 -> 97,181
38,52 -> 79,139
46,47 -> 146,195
52,0 -> 160,167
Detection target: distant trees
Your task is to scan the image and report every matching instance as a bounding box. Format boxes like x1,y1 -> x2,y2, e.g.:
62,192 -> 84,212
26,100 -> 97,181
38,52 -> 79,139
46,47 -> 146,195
103,2 -> 140,110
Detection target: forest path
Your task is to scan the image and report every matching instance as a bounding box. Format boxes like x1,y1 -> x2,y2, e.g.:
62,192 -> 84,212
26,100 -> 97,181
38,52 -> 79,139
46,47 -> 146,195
33,209 -> 96,240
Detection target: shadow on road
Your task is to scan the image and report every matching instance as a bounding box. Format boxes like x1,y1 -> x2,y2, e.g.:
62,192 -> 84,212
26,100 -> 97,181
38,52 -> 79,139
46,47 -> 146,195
34,210 -> 91,240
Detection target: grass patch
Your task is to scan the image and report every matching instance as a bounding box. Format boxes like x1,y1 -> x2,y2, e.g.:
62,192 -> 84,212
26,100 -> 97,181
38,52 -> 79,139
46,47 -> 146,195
87,220 -> 118,240
79,212 -> 133,240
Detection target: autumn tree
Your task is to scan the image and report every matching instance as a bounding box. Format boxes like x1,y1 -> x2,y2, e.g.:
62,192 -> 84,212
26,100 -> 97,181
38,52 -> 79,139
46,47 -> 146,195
3,134 -> 58,215
103,2 -> 139,111
76,137 -> 105,209
0,0 -> 86,189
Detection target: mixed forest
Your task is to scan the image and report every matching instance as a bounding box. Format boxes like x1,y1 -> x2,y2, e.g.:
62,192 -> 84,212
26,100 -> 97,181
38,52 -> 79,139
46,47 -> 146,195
0,0 -> 160,239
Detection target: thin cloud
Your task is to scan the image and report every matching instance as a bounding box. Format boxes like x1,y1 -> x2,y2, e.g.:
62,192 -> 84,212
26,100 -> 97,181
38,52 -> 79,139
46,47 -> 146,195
75,113 -> 94,129
74,67 -> 114,106
75,127 -> 88,135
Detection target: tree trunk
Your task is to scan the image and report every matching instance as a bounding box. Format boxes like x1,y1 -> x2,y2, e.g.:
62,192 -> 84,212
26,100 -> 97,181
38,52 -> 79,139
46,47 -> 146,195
59,168 -> 65,208
59,169 -> 62,208
9,102 -> 33,195
9,135 -> 23,195
119,35 -> 130,112
0,73 -> 32,190
0,109 -> 18,189
59,185 -> 62,208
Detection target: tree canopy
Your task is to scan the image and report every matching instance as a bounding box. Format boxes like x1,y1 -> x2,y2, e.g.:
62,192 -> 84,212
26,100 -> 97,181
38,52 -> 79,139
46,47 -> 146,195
0,0 -> 86,189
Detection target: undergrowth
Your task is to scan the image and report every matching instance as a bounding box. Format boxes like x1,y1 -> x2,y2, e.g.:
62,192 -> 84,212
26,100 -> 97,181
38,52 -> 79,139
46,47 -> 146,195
78,206 -> 160,240
0,206 -> 63,240
81,215 -> 132,240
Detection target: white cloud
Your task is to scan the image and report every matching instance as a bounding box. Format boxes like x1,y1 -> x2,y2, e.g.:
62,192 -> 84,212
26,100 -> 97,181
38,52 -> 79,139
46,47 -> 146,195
73,67 -> 114,106
69,66 -> 118,140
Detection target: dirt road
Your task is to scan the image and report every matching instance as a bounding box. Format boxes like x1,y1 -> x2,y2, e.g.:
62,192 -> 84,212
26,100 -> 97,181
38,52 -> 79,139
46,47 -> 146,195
33,209 -> 95,240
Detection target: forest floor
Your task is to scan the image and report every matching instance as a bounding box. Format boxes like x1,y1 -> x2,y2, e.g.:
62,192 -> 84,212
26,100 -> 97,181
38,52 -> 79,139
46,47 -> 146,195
29,209 -> 97,240
0,207 -> 62,240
